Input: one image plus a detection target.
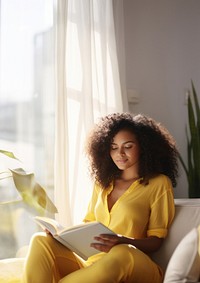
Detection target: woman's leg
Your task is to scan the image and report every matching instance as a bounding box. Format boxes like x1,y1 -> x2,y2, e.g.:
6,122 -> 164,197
59,244 -> 163,283
22,232 -> 85,283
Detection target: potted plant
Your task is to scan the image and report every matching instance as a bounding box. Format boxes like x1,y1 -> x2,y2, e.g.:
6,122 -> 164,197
0,149 -> 58,215
179,81 -> 200,197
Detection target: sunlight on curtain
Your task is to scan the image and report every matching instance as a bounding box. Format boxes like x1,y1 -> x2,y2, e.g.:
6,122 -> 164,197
55,0 -> 125,226
0,0 -> 55,259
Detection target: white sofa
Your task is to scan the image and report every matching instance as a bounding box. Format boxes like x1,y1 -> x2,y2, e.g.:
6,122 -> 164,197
152,199 -> 200,282
1,199 -> 200,283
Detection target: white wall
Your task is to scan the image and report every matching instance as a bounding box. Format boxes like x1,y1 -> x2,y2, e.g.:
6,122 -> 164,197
123,0 -> 200,197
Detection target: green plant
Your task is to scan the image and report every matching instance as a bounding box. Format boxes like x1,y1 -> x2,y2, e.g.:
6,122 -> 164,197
179,81 -> 200,197
0,149 -> 58,215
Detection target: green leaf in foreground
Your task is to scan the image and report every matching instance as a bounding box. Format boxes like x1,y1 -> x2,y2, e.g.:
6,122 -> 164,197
0,150 -> 20,161
10,168 -> 58,215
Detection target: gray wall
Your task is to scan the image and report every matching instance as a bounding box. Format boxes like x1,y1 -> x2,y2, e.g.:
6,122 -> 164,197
123,0 -> 200,197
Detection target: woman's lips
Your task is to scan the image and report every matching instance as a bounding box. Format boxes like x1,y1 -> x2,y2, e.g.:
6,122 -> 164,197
116,159 -> 127,164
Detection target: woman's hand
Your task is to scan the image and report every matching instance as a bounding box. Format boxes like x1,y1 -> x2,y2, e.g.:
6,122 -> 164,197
90,234 -> 125,253
90,234 -> 164,254
45,229 -> 52,235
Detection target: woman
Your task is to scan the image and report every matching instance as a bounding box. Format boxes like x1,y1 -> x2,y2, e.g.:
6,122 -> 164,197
22,112 -> 179,283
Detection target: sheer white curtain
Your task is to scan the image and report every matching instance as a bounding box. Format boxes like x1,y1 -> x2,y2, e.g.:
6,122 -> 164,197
54,0 -> 126,226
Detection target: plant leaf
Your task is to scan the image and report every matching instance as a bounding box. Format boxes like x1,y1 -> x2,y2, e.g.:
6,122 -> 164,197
191,80 -> 200,124
178,152 -> 188,177
33,183 -> 58,214
10,168 -> 34,192
0,199 -> 23,205
10,168 -> 58,215
0,150 -> 20,161
179,81 -> 200,197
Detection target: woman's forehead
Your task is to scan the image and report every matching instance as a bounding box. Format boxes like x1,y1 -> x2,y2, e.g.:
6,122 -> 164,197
112,130 -> 137,142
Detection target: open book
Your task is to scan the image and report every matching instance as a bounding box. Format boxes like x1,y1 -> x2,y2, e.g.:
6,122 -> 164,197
34,216 -> 116,260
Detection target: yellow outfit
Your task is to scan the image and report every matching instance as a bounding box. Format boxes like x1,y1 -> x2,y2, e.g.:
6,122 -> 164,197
22,174 -> 175,283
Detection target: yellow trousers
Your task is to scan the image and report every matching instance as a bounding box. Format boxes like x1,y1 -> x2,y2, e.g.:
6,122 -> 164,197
22,232 -> 163,283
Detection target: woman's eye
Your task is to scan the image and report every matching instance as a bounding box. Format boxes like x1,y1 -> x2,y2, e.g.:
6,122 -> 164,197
124,145 -> 132,149
111,146 -> 118,150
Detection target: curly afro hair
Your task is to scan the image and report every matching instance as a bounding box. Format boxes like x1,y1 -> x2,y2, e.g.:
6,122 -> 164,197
86,112 -> 179,189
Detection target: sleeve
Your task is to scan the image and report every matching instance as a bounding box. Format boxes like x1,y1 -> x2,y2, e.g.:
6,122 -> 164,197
147,178 -> 175,238
82,183 -> 99,222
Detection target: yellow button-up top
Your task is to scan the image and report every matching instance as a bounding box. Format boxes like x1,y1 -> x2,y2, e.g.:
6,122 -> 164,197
83,174 -> 175,264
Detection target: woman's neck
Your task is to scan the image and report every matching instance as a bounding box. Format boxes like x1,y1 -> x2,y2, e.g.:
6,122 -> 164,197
119,169 -> 139,182
117,175 -> 139,182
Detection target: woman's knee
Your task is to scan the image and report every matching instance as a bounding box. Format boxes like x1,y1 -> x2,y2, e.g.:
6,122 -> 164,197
99,244 -> 136,271
27,232 -> 58,257
29,232 -> 48,247
110,244 -> 138,259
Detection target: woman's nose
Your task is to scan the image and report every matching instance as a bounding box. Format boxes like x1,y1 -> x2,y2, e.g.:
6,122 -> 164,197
118,147 -> 125,155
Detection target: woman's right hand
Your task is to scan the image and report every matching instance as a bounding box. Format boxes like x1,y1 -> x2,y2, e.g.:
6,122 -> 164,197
45,229 -> 52,235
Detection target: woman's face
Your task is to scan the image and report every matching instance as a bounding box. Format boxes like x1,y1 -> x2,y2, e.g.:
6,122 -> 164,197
110,130 -> 140,172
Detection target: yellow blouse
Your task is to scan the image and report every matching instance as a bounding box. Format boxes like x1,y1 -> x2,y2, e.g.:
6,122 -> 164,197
83,174 -> 175,264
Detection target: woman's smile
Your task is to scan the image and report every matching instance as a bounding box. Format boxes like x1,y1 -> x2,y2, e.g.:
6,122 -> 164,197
116,158 -> 128,164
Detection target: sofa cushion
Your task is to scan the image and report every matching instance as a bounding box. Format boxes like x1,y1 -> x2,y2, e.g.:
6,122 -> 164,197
0,258 -> 25,283
163,226 -> 200,283
151,199 -> 200,271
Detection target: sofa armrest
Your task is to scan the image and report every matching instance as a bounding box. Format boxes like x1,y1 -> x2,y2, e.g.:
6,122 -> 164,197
0,258 -> 25,283
151,199 -> 200,271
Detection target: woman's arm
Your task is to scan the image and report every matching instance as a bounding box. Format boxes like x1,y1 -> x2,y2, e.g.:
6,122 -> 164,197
90,234 -> 163,254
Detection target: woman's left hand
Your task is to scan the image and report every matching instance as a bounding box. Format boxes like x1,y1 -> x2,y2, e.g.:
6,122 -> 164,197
90,234 -> 125,253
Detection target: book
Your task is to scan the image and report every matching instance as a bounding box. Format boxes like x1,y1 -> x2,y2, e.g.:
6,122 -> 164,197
34,216 -> 116,260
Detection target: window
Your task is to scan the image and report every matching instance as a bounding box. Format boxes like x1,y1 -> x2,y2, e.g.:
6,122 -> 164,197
0,0 -> 55,259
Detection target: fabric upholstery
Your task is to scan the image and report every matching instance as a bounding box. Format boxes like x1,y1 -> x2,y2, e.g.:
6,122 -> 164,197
151,199 -> 200,271
0,258 -> 25,283
163,226 -> 200,283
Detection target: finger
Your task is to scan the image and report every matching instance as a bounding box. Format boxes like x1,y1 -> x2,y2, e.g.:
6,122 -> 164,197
93,236 -> 108,243
99,234 -> 116,239
100,234 -> 122,241
90,243 -> 110,252
97,234 -> 122,244
93,237 -> 111,246
45,229 -> 52,235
